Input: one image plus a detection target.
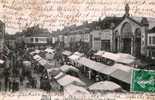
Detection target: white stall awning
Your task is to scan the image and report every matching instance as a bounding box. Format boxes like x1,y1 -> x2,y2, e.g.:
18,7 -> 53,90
44,48 -> 55,54
64,84 -> 89,95
0,59 -> 4,64
68,54 -> 81,60
62,50 -> 72,56
60,65 -> 79,73
57,75 -> 86,87
33,55 -> 42,61
88,81 -> 121,91
94,50 -> 105,56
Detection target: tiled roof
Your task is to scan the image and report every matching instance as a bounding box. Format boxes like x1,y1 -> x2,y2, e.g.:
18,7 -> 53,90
148,27 -> 155,33
131,17 -> 155,29
147,17 -> 155,29
27,33 -> 50,37
99,16 -> 123,29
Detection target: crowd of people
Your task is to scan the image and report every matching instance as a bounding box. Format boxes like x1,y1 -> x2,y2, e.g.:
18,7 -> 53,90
0,47 -> 50,92
0,40 -> 97,92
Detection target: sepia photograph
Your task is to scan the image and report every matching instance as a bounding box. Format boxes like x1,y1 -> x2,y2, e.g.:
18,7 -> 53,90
0,0 -> 155,100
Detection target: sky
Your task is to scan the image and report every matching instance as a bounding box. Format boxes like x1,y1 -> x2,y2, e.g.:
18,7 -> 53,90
0,0 -> 155,34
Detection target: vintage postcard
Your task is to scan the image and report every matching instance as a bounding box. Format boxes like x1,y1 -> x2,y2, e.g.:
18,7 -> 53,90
0,0 -> 155,100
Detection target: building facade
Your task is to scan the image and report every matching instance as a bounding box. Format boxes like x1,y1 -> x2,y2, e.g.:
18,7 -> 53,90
51,4 -> 155,59
112,4 -> 150,58
0,20 -> 5,91
147,27 -> 155,59
24,33 -> 50,48
0,21 -> 5,53
90,29 -> 113,51
60,28 -> 91,49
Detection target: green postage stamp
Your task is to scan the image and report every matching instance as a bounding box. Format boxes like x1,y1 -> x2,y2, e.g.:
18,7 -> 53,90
131,69 -> 155,92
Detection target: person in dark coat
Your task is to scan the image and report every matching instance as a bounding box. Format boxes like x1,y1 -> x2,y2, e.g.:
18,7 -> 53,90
3,68 -> 10,91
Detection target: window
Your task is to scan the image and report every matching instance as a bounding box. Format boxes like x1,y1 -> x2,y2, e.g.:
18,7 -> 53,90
30,38 -> 33,42
35,38 -> 38,43
135,28 -> 141,38
152,51 -> 155,57
153,37 -> 155,44
149,36 -> 152,45
121,22 -> 132,36
94,37 -> 100,40
101,40 -> 110,51
148,35 -> 155,46
115,31 -> 119,36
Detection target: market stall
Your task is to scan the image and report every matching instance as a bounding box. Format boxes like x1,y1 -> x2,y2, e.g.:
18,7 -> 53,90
88,81 -> 122,92
60,65 -> 80,77
57,75 -> 86,87
47,68 -> 61,79
33,55 -> 42,61
44,48 -> 55,54
62,50 -> 72,63
30,49 -> 41,55
64,84 -> 90,96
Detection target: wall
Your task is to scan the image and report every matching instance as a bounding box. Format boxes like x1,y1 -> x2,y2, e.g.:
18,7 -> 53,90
90,29 -> 112,51
113,17 -> 147,56
25,37 -> 48,44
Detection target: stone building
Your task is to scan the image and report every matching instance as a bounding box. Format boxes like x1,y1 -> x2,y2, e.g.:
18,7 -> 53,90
112,4 -> 155,58
51,4 -> 155,59
53,24 -> 93,51
24,33 -> 50,48
90,29 -> 113,51
147,27 -> 155,59
21,25 -> 51,49
0,21 -> 5,53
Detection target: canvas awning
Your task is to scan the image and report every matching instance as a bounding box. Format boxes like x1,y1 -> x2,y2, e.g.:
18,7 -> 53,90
0,59 -> 4,64
62,50 -> 72,56
117,53 -> 135,59
77,57 -> 115,75
54,72 -> 66,80
116,58 -> 135,65
39,60 -> 55,69
73,52 -> 84,57
38,59 -> 47,66
60,65 -> 79,73
30,49 -> 41,55
102,52 -> 136,65
64,84 -> 89,95
23,61 -> 31,67
115,53 -> 136,64
45,53 -> 54,60
57,75 -> 86,87
47,68 -> 61,77
88,81 -> 121,91
101,66 -> 118,75
68,54 -> 81,60
47,68 -> 60,73
94,50 -> 105,56
77,57 -> 132,84
44,48 -> 55,54
33,55 -> 42,61
110,69 -> 132,84
112,63 -> 133,72
101,52 -> 118,61
44,63 -> 55,69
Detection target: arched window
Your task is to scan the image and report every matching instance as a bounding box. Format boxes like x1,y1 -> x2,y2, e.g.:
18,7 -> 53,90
121,22 -> 132,37
135,28 -> 141,38
115,30 -> 119,36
